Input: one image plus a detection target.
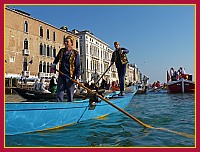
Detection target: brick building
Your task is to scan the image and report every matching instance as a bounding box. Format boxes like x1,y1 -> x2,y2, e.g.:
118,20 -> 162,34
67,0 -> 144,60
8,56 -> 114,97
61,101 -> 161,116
5,7 -> 79,79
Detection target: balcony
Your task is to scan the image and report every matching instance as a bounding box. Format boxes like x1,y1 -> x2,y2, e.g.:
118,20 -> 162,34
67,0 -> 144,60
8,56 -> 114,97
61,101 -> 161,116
23,49 -> 30,55
38,72 -> 51,78
22,71 -> 30,77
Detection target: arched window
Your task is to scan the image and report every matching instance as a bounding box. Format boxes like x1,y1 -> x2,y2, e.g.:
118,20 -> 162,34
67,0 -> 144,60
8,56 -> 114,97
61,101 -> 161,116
24,21 -> 28,32
24,38 -> 28,49
53,47 -> 56,57
86,59 -> 88,70
53,31 -> 56,41
43,62 -> 46,72
47,62 -> 50,73
40,43 -> 43,55
49,46 -> 52,57
39,61 -> 42,72
40,26 -> 43,37
47,45 -> 50,56
47,29 -> 50,39
43,44 -> 46,56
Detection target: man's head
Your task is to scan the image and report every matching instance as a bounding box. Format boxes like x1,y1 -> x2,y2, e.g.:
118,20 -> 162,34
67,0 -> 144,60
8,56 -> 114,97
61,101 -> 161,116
114,41 -> 120,49
64,35 -> 74,46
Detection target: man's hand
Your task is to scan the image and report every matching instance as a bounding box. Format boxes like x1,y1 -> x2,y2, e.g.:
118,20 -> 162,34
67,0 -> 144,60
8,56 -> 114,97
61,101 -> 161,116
76,79 -> 79,83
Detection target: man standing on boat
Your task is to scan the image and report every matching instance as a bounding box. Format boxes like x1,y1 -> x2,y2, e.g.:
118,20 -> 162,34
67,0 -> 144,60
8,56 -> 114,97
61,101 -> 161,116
111,41 -> 129,96
51,36 -> 81,102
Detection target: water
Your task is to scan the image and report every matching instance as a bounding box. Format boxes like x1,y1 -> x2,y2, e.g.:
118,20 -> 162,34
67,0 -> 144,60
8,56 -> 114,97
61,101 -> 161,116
5,92 -> 195,147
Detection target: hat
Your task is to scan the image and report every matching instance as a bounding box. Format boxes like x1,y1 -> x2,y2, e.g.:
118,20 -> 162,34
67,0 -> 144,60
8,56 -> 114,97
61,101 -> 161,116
114,41 -> 120,45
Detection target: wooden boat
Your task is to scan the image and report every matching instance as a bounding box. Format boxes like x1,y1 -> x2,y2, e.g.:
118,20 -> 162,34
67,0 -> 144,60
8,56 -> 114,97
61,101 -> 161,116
12,87 -> 105,101
136,86 -> 147,94
167,78 -> 195,93
5,86 -> 138,135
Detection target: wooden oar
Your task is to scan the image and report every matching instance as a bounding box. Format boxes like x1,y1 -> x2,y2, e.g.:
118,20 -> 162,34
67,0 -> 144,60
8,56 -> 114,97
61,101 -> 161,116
94,62 -> 114,86
56,69 -> 194,139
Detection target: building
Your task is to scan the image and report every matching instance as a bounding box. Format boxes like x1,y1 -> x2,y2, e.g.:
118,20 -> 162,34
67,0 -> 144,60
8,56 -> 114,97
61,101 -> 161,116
5,6 -> 143,87
72,29 -> 118,84
5,7 -> 79,79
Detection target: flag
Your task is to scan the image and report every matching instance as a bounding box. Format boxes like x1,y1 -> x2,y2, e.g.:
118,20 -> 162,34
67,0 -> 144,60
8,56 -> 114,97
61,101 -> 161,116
29,59 -> 33,64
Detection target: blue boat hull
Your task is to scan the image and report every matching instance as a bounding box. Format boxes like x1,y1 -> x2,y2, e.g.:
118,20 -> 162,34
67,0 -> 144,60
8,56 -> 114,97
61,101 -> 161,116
6,89 -> 137,135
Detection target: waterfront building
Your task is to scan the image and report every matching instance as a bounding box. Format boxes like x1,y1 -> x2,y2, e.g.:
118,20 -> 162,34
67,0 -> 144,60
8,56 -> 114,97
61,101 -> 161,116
72,29 -> 118,84
5,7 -> 79,79
5,6 -> 142,87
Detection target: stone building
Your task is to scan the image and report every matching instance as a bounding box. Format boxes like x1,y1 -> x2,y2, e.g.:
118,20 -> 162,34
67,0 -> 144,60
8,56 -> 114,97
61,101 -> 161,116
72,29 -> 118,84
5,7 -> 79,79
5,6 -> 143,86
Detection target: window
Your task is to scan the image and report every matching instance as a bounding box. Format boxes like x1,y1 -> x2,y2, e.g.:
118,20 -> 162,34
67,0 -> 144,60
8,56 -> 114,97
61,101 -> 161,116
53,47 -> 56,57
87,59 -> 88,70
80,46 -> 82,55
76,40 -> 78,49
23,57 -> 28,71
43,62 -> 46,72
53,31 -> 56,41
9,56 -> 15,62
39,61 -> 42,72
24,21 -> 28,33
47,62 -> 50,73
40,26 -> 43,37
49,46 -> 52,57
24,38 -> 28,49
40,43 -> 43,55
47,45 -> 50,56
43,44 -> 46,56
47,29 -> 50,39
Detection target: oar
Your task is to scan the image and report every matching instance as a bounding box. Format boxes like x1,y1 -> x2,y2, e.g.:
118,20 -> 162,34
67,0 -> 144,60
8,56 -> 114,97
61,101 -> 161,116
56,69 -> 194,139
94,62 -> 114,86
83,62 -> 114,99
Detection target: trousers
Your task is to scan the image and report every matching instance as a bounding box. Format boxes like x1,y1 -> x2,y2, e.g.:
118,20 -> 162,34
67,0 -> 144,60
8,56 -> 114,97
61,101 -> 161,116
57,75 -> 75,102
117,64 -> 127,92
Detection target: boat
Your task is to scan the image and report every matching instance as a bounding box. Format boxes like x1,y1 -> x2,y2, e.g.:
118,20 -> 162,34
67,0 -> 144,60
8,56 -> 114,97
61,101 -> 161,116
167,78 -> 195,93
136,85 -> 147,94
5,86 -> 138,135
11,87 -> 105,101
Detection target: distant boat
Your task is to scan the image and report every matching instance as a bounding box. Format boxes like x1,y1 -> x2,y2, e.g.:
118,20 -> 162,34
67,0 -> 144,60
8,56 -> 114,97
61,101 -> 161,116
167,78 -> 195,93
12,87 -> 105,101
5,86 -> 138,135
167,71 -> 195,93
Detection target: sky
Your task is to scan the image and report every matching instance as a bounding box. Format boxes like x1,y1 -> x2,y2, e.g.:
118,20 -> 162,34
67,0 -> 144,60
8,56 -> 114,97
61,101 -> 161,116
6,5 -> 195,84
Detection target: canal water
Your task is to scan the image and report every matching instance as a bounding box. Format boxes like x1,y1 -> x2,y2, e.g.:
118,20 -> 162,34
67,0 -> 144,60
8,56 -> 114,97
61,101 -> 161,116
5,92 -> 195,147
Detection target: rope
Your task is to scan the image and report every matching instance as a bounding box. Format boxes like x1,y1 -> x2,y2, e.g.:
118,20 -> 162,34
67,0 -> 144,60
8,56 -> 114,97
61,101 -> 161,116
77,105 -> 89,123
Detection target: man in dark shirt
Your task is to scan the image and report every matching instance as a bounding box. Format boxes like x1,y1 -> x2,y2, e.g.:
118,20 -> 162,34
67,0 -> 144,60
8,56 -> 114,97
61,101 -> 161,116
111,41 -> 129,96
51,36 -> 81,102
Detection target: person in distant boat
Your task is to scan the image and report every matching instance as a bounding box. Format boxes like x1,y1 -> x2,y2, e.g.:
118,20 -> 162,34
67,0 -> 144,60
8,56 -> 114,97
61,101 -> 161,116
179,67 -> 186,75
169,67 -> 175,77
169,67 -> 177,81
91,69 -> 99,84
33,78 -> 40,91
39,78 -> 51,93
111,81 -> 120,91
49,75 -> 57,93
179,67 -> 187,79
111,41 -> 129,96
51,36 -> 81,102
